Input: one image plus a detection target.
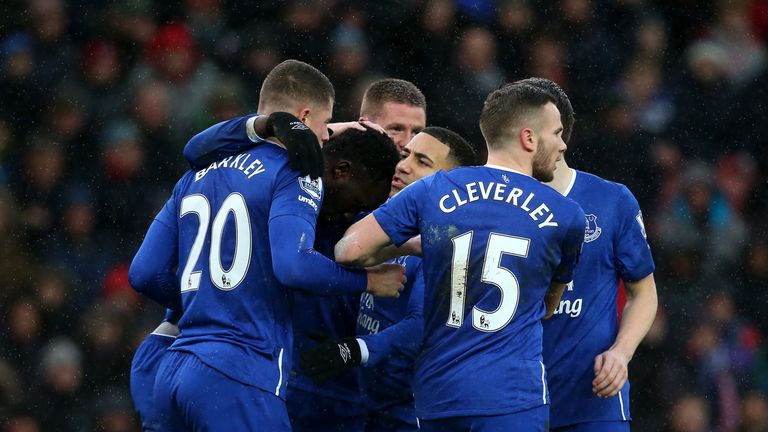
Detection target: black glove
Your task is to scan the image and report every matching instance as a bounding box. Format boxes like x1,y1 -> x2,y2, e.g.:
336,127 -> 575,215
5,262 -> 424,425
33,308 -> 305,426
300,335 -> 362,382
265,112 -> 324,180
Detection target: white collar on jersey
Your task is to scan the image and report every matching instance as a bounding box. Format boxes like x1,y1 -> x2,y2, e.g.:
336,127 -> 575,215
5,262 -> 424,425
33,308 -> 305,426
484,164 -> 530,178
562,168 -> 577,197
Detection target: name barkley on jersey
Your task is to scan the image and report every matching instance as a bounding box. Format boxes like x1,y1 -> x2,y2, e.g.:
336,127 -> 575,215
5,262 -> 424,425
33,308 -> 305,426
194,152 -> 266,181
438,181 -> 558,228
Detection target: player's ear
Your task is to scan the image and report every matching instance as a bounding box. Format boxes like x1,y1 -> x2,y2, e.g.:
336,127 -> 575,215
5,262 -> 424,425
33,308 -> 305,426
520,127 -> 536,153
297,107 -> 311,123
332,160 -> 352,181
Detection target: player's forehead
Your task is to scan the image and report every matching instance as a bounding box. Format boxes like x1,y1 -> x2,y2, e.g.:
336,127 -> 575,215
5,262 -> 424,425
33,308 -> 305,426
376,102 -> 426,128
407,133 -> 449,160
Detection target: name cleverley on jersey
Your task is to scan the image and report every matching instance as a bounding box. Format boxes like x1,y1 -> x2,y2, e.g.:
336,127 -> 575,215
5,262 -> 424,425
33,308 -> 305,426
438,181 -> 558,228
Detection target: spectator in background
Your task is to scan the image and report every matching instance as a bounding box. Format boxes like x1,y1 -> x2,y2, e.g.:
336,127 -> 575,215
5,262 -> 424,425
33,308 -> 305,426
0,33 -> 42,138
3,298 -> 45,388
97,119 -> 166,251
26,0 -> 76,92
617,57 -> 675,135
34,270 -> 77,337
0,187 -> 35,304
656,162 -> 747,275
705,0 -> 767,88
16,135 -> 67,249
78,302 -> 132,391
672,40 -> 733,160
494,0 -> 536,78
412,0 -> 458,84
129,22 -> 225,142
667,394 -> 712,432
43,184 -> 113,311
426,26 -> 504,145
34,337 -> 89,432
739,391 -> 768,432
129,79 -> 184,184
68,38 -> 132,137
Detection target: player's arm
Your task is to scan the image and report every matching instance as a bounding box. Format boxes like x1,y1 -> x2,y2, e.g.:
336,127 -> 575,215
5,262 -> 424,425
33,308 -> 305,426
593,274 -> 657,398
128,200 -> 182,311
269,167 -> 404,297
355,235 -> 422,267
336,178 -> 427,266
184,113 -> 323,178
300,262 -> 425,380
546,205 -> 586,320
334,213 -> 395,267
360,262 -> 424,365
593,187 -> 658,397
269,215 -> 404,297
543,282 -> 567,320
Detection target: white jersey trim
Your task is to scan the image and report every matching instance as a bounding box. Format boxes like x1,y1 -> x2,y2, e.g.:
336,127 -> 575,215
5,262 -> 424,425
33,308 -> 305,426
275,348 -> 284,396
484,164 -> 530,178
540,361 -> 547,404
618,391 -> 627,421
562,169 -> 577,197
149,332 -> 177,339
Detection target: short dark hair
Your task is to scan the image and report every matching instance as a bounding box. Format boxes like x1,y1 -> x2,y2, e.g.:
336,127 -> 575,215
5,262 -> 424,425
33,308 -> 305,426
421,127 -> 481,166
259,59 -> 334,111
360,78 -> 426,118
479,83 -> 556,150
515,77 -> 575,143
323,125 -> 399,183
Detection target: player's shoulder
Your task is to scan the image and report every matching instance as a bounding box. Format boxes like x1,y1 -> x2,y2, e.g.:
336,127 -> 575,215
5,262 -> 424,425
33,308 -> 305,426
576,169 -> 637,193
574,170 -> 638,205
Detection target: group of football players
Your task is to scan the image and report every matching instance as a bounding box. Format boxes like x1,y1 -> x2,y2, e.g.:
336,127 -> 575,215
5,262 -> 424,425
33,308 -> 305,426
128,59 -> 658,432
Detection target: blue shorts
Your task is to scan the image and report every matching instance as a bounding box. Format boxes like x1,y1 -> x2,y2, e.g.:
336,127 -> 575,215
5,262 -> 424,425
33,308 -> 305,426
153,350 -> 290,431
365,407 -> 419,432
551,421 -> 630,432
287,387 -> 366,432
130,333 -> 174,431
419,404 -> 549,432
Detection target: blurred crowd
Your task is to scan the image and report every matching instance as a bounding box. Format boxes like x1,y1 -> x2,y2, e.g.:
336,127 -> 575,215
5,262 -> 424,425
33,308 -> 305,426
0,0 -> 766,431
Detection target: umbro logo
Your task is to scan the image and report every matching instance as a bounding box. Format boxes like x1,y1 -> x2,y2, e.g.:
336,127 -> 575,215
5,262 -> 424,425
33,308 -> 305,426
290,121 -> 309,130
338,343 -> 351,363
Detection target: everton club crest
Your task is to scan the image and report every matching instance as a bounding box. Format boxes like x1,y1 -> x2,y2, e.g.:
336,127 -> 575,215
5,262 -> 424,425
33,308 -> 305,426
584,214 -> 602,243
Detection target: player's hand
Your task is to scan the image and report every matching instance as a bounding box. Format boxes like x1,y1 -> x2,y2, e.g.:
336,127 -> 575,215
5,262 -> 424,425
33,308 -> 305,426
299,334 -> 362,383
265,112 -> 324,179
365,263 -> 406,298
592,348 -> 629,398
328,120 -> 386,137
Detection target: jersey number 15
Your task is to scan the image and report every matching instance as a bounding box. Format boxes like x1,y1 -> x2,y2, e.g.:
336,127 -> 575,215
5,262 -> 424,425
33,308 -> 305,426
448,231 -> 530,332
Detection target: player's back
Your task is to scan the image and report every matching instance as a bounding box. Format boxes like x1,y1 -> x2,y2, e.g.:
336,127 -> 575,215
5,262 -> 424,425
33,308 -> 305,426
410,165 -> 584,419
168,143 -> 320,397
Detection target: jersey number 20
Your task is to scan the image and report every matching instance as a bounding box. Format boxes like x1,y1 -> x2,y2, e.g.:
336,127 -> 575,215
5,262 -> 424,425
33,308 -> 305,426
448,231 -> 530,332
179,193 -> 252,292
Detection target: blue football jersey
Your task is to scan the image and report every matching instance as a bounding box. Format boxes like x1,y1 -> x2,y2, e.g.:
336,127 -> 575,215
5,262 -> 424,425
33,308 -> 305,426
357,255 -> 424,426
288,216 -> 365,414
373,165 -> 585,420
154,134 -> 324,398
542,170 -> 655,428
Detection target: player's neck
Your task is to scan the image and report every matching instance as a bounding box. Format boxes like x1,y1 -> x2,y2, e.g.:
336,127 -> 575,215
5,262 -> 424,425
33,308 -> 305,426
545,158 -> 574,195
485,152 -> 532,177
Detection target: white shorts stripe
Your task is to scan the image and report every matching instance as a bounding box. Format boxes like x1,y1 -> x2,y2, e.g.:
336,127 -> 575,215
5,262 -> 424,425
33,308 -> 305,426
275,348 -> 284,396
618,392 -> 627,421
540,361 -> 547,404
